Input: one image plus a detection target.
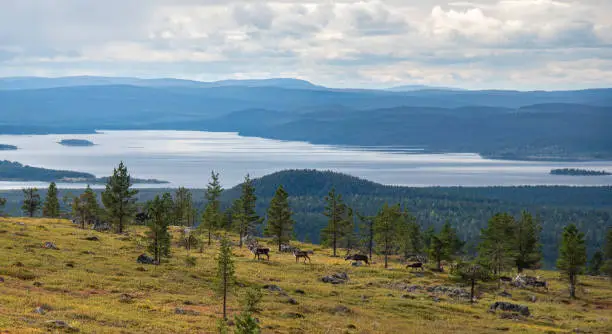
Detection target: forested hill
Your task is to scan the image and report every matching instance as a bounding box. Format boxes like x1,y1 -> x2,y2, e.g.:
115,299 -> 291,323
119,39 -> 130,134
1,78 -> 611,160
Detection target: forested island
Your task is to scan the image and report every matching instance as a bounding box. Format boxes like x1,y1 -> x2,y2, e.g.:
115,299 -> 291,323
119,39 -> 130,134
0,160 -> 167,184
0,144 -> 17,150
550,168 -> 611,176
58,139 -> 95,146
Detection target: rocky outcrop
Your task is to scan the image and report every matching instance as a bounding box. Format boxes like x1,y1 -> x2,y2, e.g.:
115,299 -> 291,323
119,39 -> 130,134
322,272 -> 349,284
489,301 -> 530,317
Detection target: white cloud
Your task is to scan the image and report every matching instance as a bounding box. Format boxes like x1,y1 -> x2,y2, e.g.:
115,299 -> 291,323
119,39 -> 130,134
0,0 -> 610,89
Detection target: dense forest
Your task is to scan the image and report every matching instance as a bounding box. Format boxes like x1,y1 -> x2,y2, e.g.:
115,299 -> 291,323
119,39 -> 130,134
2,169 -> 610,268
0,144 -> 17,150
0,160 -> 167,184
550,168 -> 611,176
58,139 -> 95,147
1,78 -> 611,160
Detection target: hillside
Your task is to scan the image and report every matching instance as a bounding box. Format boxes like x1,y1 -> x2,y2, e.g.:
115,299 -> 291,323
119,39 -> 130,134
1,170 -> 610,268
0,217 -> 610,333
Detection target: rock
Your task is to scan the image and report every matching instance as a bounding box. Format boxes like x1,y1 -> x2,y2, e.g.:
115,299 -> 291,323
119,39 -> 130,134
119,294 -> 134,303
330,305 -> 352,315
528,295 -> 537,303
14,261 -> 24,267
489,301 -> 530,317
387,293 -> 394,297
426,285 -> 470,299
92,222 -> 111,231
33,307 -> 45,315
495,327 -> 510,331
498,291 -> 512,298
401,294 -> 415,299
43,242 -> 59,250
294,289 -> 305,295
0,277 -> 4,283
282,312 -> 304,319
329,291 -> 339,296
286,297 -> 299,305
45,320 -> 79,332
183,300 -> 195,305
65,262 -> 75,268
136,254 -> 158,265
351,261 -> 362,267
174,307 -> 201,316
33,282 -> 43,287
347,324 -> 357,329
135,266 -> 147,272
499,313 -> 522,320
322,272 -> 349,284
226,320 -> 235,326
361,295 -> 370,301
84,236 -> 100,241
263,284 -> 283,292
432,296 -> 441,302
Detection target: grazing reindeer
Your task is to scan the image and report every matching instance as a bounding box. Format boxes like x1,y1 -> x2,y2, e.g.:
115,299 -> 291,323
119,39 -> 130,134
345,254 -> 369,265
248,244 -> 270,261
406,262 -> 424,271
293,250 -> 311,263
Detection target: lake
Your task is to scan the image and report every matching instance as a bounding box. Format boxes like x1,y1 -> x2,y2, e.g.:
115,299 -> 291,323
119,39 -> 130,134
1,130 -> 612,189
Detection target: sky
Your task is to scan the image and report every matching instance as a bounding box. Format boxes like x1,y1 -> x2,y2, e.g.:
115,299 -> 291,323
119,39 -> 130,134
0,0 -> 611,90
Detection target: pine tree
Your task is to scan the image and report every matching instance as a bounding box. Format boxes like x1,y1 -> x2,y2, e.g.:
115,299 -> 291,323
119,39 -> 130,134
216,236 -> 235,320
440,221 -> 464,256
199,203 -> 217,246
515,211 -> 542,272
478,213 -> 516,276
400,210 -> 422,259
588,250 -> 604,276
357,212 -> 375,261
454,261 -> 488,304
234,312 -> 260,334
42,182 -> 60,218
101,161 -> 139,233
342,207 -> 358,254
557,224 -> 587,298
374,203 -> 402,268
72,185 -> 100,229
0,197 -> 6,215
321,188 -> 350,257
429,235 -> 446,271
173,187 -> 193,226
264,185 -> 295,251
206,171 -> 223,216
146,193 -> 173,264
234,175 -> 262,247
603,229 -> 612,278
21,187 -> 41,217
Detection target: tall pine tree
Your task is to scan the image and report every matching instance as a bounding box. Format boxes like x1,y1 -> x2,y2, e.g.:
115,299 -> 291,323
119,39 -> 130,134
374,203 -> 402,268
321,188 -> 350,257
400,210 -> 422,259
42,182 -> 60,218
514,211 -> 542,272
234,175 -> 261,247
557,224 -> 587,299
357,211 -> 375,261
478,213 -> 517,276
21,187 -> 41,217
264,185 -> 295,251
173,187 -> 193,226
101,161 -> 139,233
216,236 -> 235,320
146,193 -> 173,264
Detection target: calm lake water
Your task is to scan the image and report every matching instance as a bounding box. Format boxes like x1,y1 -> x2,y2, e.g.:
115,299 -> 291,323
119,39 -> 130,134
1,130 -> 611,189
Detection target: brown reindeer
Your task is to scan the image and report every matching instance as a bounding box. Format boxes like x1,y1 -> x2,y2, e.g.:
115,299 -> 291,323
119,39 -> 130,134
406,262 -> 424,271
345,254 -> 369,265
293,250 -> 311,263
249,245 -> 270,261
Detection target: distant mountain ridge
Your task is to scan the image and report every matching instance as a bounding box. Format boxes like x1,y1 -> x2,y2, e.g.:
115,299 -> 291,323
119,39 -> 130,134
0,76 -> 610,161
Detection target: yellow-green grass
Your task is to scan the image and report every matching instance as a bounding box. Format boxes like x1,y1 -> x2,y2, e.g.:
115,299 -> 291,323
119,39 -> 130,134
0,218 -> 610,333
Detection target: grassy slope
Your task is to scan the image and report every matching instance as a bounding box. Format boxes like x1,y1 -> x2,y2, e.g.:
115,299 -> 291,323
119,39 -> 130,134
0,218 -> 610,334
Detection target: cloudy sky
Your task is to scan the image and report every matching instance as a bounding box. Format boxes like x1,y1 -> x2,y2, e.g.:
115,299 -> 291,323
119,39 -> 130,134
1,0 -> 610,89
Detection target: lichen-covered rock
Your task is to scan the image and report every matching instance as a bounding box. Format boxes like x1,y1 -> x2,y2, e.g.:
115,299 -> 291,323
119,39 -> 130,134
489,301 -> 530,316
322,272 -> 349,284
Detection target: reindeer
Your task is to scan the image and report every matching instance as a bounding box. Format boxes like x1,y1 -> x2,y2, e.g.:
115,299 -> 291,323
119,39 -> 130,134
248,245 -> 270,261
406,262 -> 424,271
345,254 -> 369,265
293,250 -> 311,263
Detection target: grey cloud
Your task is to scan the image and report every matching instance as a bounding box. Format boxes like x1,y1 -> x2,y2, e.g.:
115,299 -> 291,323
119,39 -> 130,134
232,3 -> 275,29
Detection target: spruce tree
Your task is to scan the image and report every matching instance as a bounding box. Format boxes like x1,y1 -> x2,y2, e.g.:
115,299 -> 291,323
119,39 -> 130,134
454,261 -> 488,304
101,161 -> 138,233
264,185 -> 295,251
429,235 -> 446,272
557,224 -> 587,298
146,193 -> 173,264
374,203 -> 402,268
199,203 -> 217,246
478,213 -> 517,276
21,187 -> 41,217
216,236 -> 235,320
400,211 -> 422,259
603,229 -> 612,278
42,182 -> 60,218
429,221 -> 462,271
588,250 -> 604,276
234,175 -> 261,247
357,212 -> 375,261
82,185 -> 100,226
206,171 -> 223,217
321,188 -> 350,257
173,187 -> 193,226
515,211 -> 542,272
